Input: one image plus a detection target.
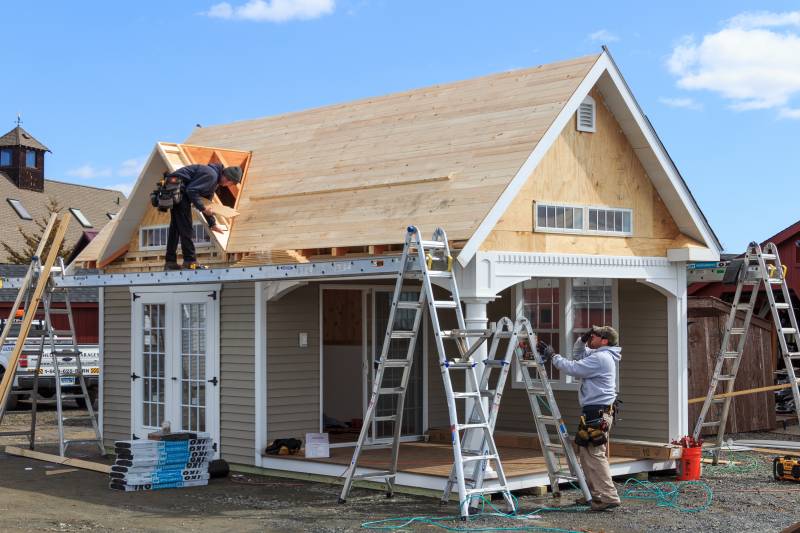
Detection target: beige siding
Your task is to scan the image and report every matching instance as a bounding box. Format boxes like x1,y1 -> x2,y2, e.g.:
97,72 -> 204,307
220,282 -> 256,465
267,283 -> 320,440
613,280 -> 669,441
102,286 -> 131,446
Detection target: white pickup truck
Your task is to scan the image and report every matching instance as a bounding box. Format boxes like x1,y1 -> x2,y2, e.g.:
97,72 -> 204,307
0,318 -> 99,410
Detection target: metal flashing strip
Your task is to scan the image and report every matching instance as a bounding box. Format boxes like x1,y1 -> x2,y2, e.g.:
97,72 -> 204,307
1,256 -> 406,289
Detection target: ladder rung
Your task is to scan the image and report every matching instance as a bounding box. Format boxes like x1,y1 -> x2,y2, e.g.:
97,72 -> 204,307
721,351 -> 740,359
390,331 -> 416,339
787,353 -> 800,359
518,359 -> 541,367
536,415 -> 560,425
767,278 -> 783,285
418,240 -> 446,249
426,271 -> 452,279
378,387 -> 405,395
544,443 -> 567,454
441,329 -> 492,339
380,359 -> 412,368
395,301 -> 421,310
781,328 -> 797,335
452,392 -> 481,399
775,303 -> 791,310
456,423 -> 488,431
60,394 -> 90,400
526,387 -> 547,396
64,438 -> 102,445
465,487 -> 509,497
735,304 -> 751,311
373,415 -> 396,423
702,421 -> 721,428
47,309 -> 70,315
445,361 -> 477,369
554,471 -> 578,481
716,375 -> 736,381
433,300 -> 458,309
729,328 -> 746,335
482,359 -> 507,368
462,454 -> 497,463
761,254 -> 777,260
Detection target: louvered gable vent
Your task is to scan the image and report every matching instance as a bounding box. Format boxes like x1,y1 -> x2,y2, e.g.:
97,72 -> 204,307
576,95 -> 596,133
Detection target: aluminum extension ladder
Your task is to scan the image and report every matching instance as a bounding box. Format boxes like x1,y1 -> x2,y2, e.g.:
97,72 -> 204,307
338,226 -> 515,519
514,317 -> 592,501
0,213 -> 104,456
693,242 -> 800,458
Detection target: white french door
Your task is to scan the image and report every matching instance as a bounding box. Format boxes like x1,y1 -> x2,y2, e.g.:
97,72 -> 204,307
131,287 -> 219,448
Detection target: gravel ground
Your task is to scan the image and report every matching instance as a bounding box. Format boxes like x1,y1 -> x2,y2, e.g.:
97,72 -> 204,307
0,406 -> 798,532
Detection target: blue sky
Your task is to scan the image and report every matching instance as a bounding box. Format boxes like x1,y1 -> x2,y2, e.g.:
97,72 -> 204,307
2,1 -> 799,253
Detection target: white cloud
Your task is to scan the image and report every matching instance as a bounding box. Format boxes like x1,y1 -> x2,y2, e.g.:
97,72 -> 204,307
67,164 -> 112,180
659,97 -> 703,110
109,182 -> 133,197
667,11 -> 800,114
779,107 -> 800,119
118,157 -> 145,178
588,29 -> 619,43
204,0 -> 334,22
727,11 -> 800,30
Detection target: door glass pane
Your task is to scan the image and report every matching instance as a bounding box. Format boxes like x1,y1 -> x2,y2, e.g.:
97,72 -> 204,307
180,303 -> 207,432
142,304 -> 166,428
374,291 -> 423,439
522,278 -> 561,379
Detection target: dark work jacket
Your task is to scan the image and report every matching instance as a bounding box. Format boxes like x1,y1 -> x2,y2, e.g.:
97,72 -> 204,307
168,163 -> 222,226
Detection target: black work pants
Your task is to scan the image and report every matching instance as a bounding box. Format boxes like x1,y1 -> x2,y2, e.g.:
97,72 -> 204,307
166,196 -> 196,263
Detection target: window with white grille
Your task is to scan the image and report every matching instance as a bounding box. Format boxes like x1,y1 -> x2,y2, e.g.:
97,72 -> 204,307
140,223 -> 211,250
535,202 -> 632,237
576,96 -> 596,133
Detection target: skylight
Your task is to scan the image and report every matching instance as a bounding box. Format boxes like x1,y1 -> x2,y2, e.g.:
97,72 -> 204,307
69,207 -> 93,228
7,199 -> 32,220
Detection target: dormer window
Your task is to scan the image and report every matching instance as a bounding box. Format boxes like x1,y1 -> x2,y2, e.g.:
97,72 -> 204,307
7,198 -> 33,220
25,149 -> 36,168
69,207 -> 93,228
576,95 -> 596,133
0,149 -> 11,166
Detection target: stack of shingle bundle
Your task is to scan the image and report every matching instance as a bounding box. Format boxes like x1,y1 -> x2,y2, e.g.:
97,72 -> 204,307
109,432 -> 214,491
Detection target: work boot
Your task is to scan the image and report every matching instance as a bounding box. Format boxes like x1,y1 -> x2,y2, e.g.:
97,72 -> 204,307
575,496 -> 592,505
589,501 -> 620,512
164,261 -> 182,271
183,262 -> 208,270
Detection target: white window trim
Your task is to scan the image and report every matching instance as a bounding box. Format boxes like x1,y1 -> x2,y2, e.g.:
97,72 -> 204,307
534,202 -> 633,237
512,277 -> 619,391
7,198 -> 32,220
69,207 -> 93,228
139,223 -> 212,250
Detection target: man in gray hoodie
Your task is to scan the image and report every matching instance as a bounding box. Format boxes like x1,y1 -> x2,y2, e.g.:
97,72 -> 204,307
537,325 -> 622,511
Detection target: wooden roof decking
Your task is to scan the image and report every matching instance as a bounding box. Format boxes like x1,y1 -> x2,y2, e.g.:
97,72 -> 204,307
185,54 -> 600,253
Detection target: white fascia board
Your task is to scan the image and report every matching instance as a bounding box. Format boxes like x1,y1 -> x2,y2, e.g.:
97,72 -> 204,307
458,54 -> 608,267
601,58 -> 722,254
667,247 -> 720,262
96,145 -> 163,264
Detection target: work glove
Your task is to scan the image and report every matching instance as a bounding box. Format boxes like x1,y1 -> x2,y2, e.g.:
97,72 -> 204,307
536,340 -> 555,365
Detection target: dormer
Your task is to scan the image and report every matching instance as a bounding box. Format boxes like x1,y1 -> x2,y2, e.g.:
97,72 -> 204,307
0,124 -> 50,192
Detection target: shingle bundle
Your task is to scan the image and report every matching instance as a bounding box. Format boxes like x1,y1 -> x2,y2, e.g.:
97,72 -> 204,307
109,432 -> 214,491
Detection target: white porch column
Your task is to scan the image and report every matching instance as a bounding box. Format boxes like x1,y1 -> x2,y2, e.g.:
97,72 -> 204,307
667,265 -> 689,440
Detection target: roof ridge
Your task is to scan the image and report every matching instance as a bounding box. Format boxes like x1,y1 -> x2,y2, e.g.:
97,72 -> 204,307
43,178 -> 126,195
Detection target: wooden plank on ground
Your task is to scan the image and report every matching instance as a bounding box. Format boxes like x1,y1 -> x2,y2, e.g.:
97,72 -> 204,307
4,446 -> 111,474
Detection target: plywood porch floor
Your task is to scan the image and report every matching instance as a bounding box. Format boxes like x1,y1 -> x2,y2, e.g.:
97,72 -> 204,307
273,442 -> 637,478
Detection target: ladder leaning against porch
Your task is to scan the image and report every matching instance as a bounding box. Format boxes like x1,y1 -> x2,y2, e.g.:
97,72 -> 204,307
337,226 -> 516,519
692,241 -> 800,459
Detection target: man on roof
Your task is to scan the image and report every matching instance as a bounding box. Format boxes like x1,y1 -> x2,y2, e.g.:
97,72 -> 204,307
537,325 -> 622,512
164,163 -> 242,271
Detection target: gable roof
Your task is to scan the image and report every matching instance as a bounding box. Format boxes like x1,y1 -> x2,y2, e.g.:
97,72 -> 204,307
0,176 -> 124,263
91,49 -> 721,268
0,126 -> 50,152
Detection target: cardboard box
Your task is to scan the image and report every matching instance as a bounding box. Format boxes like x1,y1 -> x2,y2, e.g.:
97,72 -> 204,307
305,433 -> 330,458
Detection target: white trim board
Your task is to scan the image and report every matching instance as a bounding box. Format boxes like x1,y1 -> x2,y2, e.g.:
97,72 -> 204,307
458,50 -> 721,267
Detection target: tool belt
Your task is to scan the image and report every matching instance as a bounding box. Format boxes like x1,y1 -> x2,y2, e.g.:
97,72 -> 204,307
150,173 -> 183,212
575,403 -> 617,447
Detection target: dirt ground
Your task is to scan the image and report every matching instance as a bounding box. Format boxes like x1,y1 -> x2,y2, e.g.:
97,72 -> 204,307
1,405 -> 799,532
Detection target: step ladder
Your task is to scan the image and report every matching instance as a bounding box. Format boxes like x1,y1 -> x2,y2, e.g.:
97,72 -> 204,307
693,242 -> 800,458
0,213 -> 104,456
338,226 -> 516,519
440,317 -> 516,504
514,317 -> 592,501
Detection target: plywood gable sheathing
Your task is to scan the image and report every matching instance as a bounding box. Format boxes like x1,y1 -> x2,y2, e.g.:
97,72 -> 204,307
185,55 -> 601,253
482,87 -> 702,256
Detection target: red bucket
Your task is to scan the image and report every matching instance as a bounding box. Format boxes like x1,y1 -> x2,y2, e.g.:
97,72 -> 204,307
676,446 -> 702,481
